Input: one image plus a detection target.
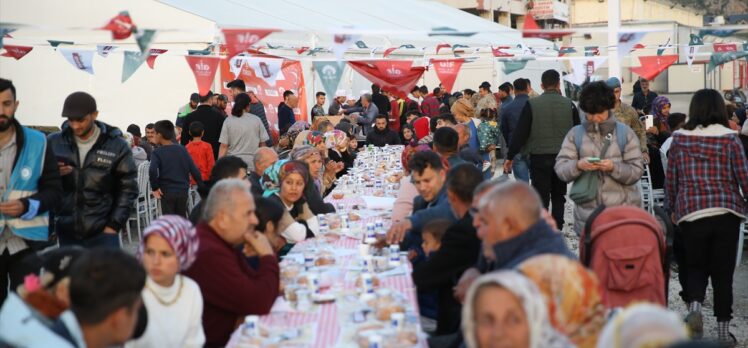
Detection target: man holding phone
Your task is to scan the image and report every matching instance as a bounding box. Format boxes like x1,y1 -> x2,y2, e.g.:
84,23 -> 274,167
0,79 -> 62,304
48,91 -> 138,248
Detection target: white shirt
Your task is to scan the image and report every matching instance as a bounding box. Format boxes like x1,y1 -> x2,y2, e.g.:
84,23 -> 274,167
125,275 -> 205,348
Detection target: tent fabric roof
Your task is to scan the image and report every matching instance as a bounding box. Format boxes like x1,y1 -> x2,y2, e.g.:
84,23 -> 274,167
158,0 -> 551,49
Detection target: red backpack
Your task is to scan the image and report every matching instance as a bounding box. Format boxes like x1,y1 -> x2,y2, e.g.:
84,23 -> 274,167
580,205 -> 671,308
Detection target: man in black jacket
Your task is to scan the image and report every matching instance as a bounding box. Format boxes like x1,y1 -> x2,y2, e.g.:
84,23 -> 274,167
412,163 -> 484,335
0,79 -> 62,303
371,84 -> 391,116
48,92 -> 138,248
278,90 -> 296,136
180,92 -> 226,159
365,115 -> 400,147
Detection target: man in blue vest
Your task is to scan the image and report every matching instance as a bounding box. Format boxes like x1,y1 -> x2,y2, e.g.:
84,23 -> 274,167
0,78 -> 62,303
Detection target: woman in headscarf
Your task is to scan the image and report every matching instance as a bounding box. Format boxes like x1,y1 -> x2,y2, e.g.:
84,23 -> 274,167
646,95 -> 672,189
462,271 -> 574,348
518,255 -> 607,348
278,121 -> 310,152
595,303 -> 688,348
290,145 -> 335,196
400,123 -> 417,147
261,160 -> 319,240
326,129 -> 354,177
392,144 -> 432,224
128,215 -> 204,348
413,116 -> 431,145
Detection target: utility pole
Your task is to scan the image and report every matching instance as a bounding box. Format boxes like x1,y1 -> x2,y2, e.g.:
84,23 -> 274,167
608,0 -> 622,79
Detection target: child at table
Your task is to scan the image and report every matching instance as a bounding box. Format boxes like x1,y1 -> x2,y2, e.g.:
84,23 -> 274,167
412,220 -> 449,333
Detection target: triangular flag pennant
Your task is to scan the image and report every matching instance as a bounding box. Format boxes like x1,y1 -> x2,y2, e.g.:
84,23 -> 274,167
383,47 -> 397,58
266,43 -> 280,50
451,44 -> 469,57
1,45 -> 33,60
122,51 -> 146,83
631,43 -> 646,52
369,47 -> 377,58
630,55 -> 678,80
502,59 -> 530,75
188,47 -> 212,56
491,46 -> 513,57
428,27 -> 476,37
584,46 -> 599,57
347,60 -> 426,98
563,57 -> 607,86
522,13 -> 573,39
59,48 -> 94,75
686,45 -> 700,69
355,40 -> 368,49
101,11 -> 135,40
331,32 -> 360,60
306,47 -> 325,56
617,32 -> 646,61
245,57 -> 284,86
399,44 -> 415,49
96,44 -> 117,58
708,52 -> 748,73
435,43 -> 451,54
689,34 -> 704,46
713,43 -> 738,53
145,49 -> 168,69
185,55 -> 221,96
699,29 -> 738,38
657,38 -> 671,56
134,29 -> 156,54
558,46 -> 576,57
431,59 -> 464,92
313,61 -> 346,98
222,28 -> 276,60
48,40 -> 73,49
296,47 -> 309,55
0,28 -> 16,49
228,55 -> 246,79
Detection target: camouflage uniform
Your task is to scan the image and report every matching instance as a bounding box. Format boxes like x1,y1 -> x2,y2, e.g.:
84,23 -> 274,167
614,102 -> 647,153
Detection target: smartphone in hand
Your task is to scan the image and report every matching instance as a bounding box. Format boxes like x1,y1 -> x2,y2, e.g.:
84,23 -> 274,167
587,157 -> 601,164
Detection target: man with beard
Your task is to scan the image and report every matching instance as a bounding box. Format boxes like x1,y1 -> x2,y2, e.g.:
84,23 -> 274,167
0,78 -> 62,303
48,91 -> 138,248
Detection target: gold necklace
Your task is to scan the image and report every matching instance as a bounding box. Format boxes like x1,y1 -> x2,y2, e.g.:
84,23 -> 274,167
146,275 -> 184,306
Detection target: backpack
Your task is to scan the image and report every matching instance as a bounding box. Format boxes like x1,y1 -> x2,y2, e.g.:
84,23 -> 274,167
580,205 -> 668,308
573,121 -> 629,156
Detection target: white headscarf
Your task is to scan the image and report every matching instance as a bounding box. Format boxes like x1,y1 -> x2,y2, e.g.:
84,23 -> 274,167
462,271 -> 575,348
595,303 -> 687,348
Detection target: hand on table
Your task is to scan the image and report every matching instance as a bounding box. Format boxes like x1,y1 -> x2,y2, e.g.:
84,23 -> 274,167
386,220 -> 412,244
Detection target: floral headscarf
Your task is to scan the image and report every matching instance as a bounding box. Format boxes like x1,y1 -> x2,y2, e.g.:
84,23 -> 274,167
288,121 -> 310,134
261,160 -> 309,198
652,96 -> 671,132
518,255 -> 607,348
325,130 -> 348,149
137,215 -> 199,271
596,303 -> 687,348
305,131 -> 325,147
293,130 -> 311,149
291,145 -> 322,192
462,271 -> 574,348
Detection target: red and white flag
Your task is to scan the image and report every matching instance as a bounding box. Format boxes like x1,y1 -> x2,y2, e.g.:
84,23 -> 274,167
222,29 -> 276,60
185,56 -> 221,96
431,59 -> 464,93
146,49 -> 168,69
59,48 -> 95,75
1,45 -> 33,60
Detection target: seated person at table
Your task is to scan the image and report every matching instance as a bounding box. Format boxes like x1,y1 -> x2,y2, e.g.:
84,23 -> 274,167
291,145 -> 341,197
127,216 -> 204,348
183,179 -> 279,347
252,196 -> 305,257
386,151 -> 457,256
433,127 -> 468,168
261,160 -> 320,241
188,155 -> 249,224
366,114 -> 401,147
414,219 -> 449,332
392,145 -> 432,224
413,163 -> 485,336
326,129 -> 355,177
250,147 -> 278,196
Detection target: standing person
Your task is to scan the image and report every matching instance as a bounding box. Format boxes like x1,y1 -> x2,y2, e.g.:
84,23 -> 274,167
311,92 -> 327,119
328,90 -> 347,116
218,93 -> 269,171
631,77 -> 658,115
49,91 -> 138,248
248,92 -> 273,147
127,124 -> 152,160
278,91 -> 296,136
407,86 -> 422,114
176,93 -> 199,129
183,179 -> 279,347
213,94 -> 228,118
185,121 -> 214,183
355,94 -> 379,135
145,123 -> 157,148
500,78 -> 532,182
504,70 -> 580,229
525,78 -> 539,98
365,114 -> 401,147
607,77 -> 648,163
0,78 -> 62,304
127,216 -> 205,348
554,81 -> 643,234
371,84 -> 391,116
665,89 -> 748,345
180,93 -> 226,160
497,82 -> 513,105
150,120 -> 203,217
475,82 -> 497,118
420,86 -> 441,118
646,95 -> 672,189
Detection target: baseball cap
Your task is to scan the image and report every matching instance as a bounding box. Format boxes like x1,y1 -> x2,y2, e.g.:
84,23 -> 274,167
606,77 -> 622,89
61,91 -> 97,120
126,124 -> 142,137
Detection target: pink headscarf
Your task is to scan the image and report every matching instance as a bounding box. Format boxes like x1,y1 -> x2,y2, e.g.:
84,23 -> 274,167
138,215 -> 200,271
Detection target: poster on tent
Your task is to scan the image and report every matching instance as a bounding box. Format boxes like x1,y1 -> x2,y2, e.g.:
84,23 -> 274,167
220,58 -> 308,136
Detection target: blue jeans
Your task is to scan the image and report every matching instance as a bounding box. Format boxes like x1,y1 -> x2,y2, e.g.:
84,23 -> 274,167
58,231 -> 120,249
512,154 -> 530,182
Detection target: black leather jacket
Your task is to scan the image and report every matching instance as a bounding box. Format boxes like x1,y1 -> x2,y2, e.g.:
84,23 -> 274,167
47,121 -> 138,240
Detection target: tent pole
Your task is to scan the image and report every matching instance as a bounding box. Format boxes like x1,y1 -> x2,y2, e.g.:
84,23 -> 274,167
607,0 -> 621,79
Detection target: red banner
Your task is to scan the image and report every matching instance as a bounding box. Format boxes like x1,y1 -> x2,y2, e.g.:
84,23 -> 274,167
347,60 -> 426,99
146,49 -> 168,69
220,58 -> 308,140
713,43 -> 737,52
630,55 -> 678,81
1,45 -> 33,60
431,59 -> 464,93
101,11 -> 135,40
185,56 -> 221,96
222,29 -> 277,60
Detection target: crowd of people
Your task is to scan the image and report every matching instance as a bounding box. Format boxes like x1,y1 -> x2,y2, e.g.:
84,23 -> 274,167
0,69 -> 746,348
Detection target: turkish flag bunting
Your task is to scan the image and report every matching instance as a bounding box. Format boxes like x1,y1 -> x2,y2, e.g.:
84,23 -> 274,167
629,55 -> 678,81
431,59 -> 464,93
146,49 -> 168,69
101,11 -> 135,40
1,45 -> 33,60
491,46 -> 513,57
713,43 -> 737,52
522,13 -> 573,39
347,60 -> 426,99
222,29 -> 277,60
185,56 -> 222,96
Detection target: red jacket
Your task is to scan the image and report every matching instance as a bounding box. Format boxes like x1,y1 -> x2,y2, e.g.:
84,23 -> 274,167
183,223 -> 280,347
186,140 -> 214,184
420,95 -> 441,118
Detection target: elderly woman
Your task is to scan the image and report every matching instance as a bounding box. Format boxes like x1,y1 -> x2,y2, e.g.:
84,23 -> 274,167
262,160 -> 319,239
555,81 -> 643,234
462,271 -> 574,348
127,216 -> 204,348
646,95 -> 672,188
290,145 -> 338,196
278,121 -> 310,153
326,130 -> 354,177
